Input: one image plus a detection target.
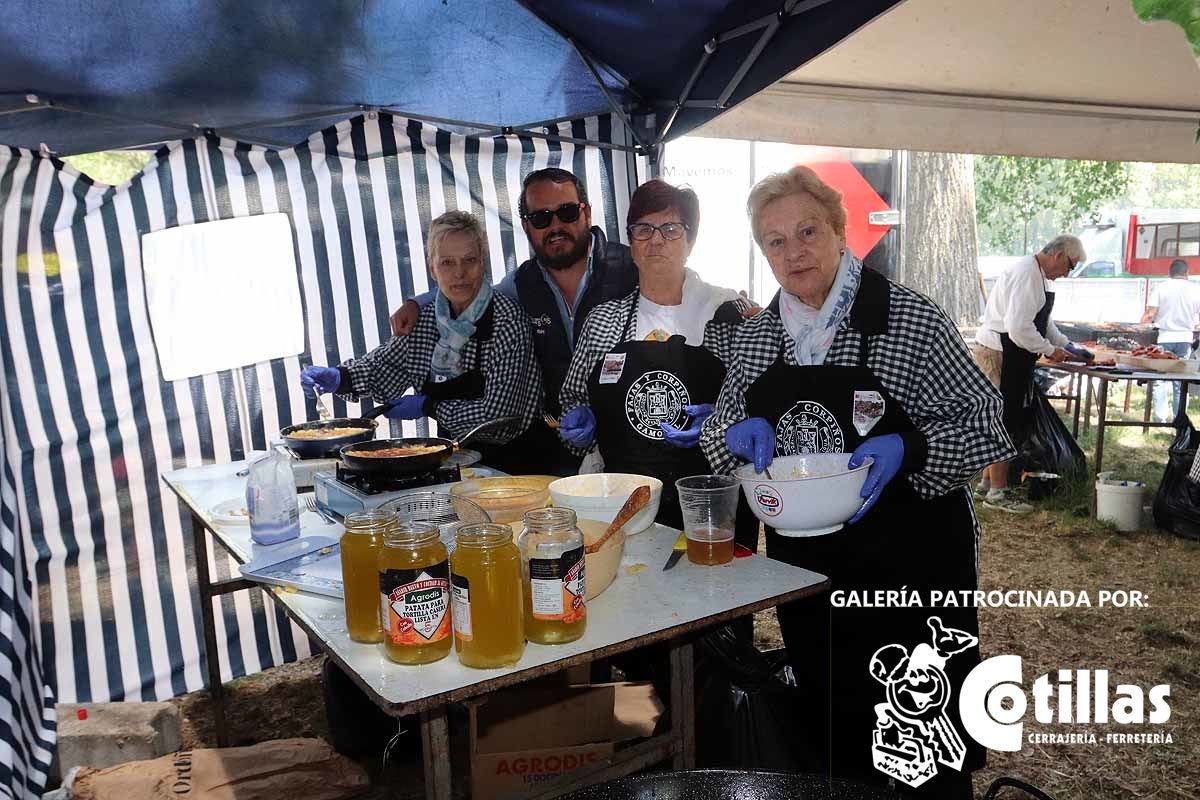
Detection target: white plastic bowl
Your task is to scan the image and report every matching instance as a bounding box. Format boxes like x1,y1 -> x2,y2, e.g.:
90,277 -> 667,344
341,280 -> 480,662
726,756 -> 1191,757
734,454 -> 872,537
547,473 -> 663,534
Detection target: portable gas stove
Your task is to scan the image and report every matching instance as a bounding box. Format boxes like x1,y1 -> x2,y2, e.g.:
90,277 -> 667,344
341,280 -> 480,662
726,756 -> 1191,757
312,461 -> 506,519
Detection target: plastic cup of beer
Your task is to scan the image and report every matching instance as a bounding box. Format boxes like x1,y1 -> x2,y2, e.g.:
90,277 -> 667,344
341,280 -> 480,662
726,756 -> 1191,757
675,475 -> 739,566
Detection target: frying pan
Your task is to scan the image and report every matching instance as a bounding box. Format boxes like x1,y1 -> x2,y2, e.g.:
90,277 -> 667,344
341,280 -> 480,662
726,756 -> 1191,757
279,402 -> 396,459
340,415 -> 522,474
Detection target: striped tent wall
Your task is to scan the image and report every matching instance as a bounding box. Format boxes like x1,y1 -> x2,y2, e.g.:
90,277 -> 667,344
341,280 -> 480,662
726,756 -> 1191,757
0,112 -> 636,798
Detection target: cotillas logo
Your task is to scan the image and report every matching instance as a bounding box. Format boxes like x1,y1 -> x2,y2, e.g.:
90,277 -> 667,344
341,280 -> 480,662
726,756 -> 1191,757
752,484 -> 782,517
959,656 -> 1172,752
870,617 -> 978,789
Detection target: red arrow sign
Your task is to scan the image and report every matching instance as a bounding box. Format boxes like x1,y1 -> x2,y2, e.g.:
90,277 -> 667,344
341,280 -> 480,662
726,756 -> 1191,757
802,160 -> 892,260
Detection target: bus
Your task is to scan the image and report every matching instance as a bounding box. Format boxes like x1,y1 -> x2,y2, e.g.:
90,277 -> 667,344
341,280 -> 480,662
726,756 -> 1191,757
1074,210 -> 1200,278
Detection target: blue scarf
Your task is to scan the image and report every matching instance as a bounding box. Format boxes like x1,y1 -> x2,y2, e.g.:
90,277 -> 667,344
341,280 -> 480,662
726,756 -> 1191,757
779,250 -> 862,366
431,278 -> 493,381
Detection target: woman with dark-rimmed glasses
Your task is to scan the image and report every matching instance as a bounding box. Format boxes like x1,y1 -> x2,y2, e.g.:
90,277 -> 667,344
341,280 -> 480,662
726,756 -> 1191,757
556,179 -> 755,532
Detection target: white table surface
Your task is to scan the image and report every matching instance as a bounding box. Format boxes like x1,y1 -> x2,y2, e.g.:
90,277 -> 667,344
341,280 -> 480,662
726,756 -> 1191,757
163,460 -> 828,715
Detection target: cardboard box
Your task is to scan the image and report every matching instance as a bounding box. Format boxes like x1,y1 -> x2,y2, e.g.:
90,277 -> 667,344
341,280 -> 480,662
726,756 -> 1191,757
467,682 -> 662,800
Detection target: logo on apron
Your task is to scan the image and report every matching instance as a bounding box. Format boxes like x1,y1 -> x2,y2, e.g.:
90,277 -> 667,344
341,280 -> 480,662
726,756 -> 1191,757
776,401 -> 844,454
624,369 -> 690,440
853,390 -> 886,436
869,616 -> 978,788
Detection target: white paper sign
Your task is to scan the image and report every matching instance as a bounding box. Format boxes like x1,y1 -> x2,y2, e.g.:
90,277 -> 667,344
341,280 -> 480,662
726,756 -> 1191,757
142,213 -> 304,380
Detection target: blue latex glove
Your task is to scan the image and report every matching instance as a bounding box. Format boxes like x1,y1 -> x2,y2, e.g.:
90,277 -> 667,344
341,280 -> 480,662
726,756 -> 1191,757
300,366 -> 341,397
559,406 -> 597,448
725,417 -> 776,474
383,395 -> 428,420
847,433 -> 905,524
1065,342 -> 1094,361
660,403 -> 714,449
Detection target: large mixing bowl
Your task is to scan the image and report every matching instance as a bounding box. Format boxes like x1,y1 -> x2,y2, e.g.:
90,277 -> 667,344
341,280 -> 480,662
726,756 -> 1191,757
547,473 -> 662,534
734,453 -> 872,537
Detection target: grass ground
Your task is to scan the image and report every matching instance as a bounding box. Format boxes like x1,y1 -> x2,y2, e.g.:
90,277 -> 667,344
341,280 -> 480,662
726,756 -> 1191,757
170,381 -> 1200,799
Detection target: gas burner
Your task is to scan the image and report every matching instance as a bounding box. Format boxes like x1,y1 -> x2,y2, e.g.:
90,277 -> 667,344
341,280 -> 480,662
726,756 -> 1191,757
334,463 -> 462,495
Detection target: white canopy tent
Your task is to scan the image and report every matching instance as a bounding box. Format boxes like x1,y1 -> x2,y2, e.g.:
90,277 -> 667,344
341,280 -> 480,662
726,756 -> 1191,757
695,0 -> 1200,163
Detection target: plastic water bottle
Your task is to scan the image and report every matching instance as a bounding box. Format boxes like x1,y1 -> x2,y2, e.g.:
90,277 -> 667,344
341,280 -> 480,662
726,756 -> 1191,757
245,449 -> 300,545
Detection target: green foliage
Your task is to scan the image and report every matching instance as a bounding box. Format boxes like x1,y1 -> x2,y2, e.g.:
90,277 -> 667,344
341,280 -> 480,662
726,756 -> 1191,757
1119,161 -> 1200,208
974,156 -> 1129,255
62,150 -> 154,187
1133,0 -> 1200,55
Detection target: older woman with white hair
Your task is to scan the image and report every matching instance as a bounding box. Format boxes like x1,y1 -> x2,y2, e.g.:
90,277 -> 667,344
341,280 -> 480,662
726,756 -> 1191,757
700,166 -> 1013,796
301,210 -> 542,473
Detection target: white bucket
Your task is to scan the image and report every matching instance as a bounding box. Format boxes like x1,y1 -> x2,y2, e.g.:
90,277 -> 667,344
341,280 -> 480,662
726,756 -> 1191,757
1095,472 -> 1145,532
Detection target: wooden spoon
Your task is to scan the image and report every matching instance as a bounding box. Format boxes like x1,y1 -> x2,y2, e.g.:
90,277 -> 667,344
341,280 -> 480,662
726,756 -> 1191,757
585,484 -> 650,554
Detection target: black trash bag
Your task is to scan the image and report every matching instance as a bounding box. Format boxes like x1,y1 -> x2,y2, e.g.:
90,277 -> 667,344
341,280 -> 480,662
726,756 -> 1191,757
1007,382 -> 1087,485
1152,420 -> 1200,541
693,626 -> 817,771
322,658 -> 419,759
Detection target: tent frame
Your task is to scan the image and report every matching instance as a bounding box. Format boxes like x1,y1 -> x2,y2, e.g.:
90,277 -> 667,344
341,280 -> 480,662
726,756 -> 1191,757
4,0 -> 845,158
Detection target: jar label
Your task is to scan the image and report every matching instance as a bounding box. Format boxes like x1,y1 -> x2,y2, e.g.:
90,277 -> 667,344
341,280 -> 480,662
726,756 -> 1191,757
451,573 -> 472,641
380,561 -> 450,646
529,546 -> 586,622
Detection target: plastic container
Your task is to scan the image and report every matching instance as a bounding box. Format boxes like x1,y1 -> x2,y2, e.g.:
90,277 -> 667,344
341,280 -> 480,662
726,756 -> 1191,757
676,475 -> 739,565
340,509 -> 394,643
449,477 -> 550,524
519,507 -> 586,644
245,449 -> 300,545
451,523 -> 525,668
379,521 -> 451,664
1096,472 -> 1145,532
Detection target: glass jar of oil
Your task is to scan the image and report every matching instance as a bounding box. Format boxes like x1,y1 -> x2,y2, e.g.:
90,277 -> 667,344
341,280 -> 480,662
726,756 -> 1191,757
340,509 -> 394,643
450,523 -> 525,668
379,521 -> 451,665
518,507 -> 586,645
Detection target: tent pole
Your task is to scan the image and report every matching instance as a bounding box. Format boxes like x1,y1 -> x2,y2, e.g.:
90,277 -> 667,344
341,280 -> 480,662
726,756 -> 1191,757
220,106 -> 367,133
715,0 -> 805,110
655,42 -> 716,144
41,100 -> 200,135
566,38 -> 649,152
378,108 -> 505,134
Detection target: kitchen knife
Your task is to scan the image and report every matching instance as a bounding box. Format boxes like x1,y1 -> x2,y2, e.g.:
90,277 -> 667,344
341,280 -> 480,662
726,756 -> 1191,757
663,532 -> 687,571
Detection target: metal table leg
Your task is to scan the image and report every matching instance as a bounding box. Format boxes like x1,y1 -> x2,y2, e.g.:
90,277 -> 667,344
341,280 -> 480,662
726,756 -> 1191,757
421,706 -> 452,800
669,641 -> 695,770
1083,378 -> 1094,435
1071,372 -> 1082,439
1095,379 -> 1110,477
190,513 -> 229,747
1144,381 -> 1154,434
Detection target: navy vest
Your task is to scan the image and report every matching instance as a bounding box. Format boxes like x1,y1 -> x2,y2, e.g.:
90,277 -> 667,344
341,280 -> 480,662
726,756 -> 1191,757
513,227 -> 639,415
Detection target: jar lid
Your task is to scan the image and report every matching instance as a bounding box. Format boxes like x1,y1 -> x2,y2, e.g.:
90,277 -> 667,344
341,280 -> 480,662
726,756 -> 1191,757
344,508 -> 399,533
524,506 -> 577,530
455,522 -> 513,548
383,520 -> 440,545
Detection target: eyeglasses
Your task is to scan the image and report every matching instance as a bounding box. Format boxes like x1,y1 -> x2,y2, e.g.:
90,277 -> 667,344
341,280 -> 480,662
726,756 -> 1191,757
627,221 -> 689,242
522,202 -> 586,229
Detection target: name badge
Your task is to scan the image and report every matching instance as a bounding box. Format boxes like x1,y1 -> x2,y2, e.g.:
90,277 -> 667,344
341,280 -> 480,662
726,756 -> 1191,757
853,390 -> 885,436
599,352 -> 627,384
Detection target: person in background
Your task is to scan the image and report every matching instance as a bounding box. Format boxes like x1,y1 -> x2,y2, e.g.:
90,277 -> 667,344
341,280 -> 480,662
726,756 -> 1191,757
557,179 -> 752,533
387,168 -> 639,476
971,235 -> 1092,513
700,165 -> 1012,797
1141,258 -> 1200,422
300,210 -> 542,474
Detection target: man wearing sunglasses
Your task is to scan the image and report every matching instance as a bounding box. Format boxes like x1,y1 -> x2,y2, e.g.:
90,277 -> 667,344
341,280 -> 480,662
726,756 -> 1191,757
389,167 -> 638,475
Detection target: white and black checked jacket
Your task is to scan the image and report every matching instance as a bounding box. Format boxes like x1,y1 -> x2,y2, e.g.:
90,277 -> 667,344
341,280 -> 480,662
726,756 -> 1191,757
700,270 -> 1016,499
558,289 -> 750,416
338,293 -> 541,443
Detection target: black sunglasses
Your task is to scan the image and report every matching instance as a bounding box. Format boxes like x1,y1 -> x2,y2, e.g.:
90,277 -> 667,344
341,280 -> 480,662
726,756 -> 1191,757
522,202 -> 586,229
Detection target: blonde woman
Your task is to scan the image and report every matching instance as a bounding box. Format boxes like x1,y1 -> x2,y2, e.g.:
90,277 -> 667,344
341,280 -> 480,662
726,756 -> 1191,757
301,210 -> 542,473
700,166 -> 1013,796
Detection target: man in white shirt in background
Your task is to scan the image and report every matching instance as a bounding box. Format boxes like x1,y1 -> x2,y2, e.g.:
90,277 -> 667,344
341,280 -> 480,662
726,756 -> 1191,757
1141,259 -> 1200,422
970,235 -> 1091,513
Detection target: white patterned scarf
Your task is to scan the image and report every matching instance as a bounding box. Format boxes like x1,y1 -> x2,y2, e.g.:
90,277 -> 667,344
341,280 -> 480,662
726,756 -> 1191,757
431,277 -> 493,381
779,250 -> 862,366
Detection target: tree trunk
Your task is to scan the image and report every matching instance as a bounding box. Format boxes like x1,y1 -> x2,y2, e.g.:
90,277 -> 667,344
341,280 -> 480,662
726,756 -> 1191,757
900,152 -> 980,326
